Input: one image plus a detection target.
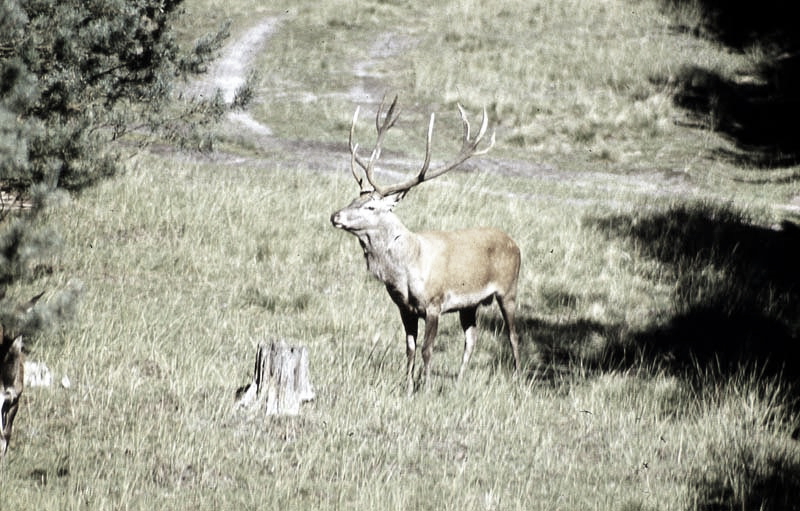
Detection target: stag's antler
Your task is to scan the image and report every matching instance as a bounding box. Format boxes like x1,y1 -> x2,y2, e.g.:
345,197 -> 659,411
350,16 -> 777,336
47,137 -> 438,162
349,96 -> 495,197
349,95 -> 400,194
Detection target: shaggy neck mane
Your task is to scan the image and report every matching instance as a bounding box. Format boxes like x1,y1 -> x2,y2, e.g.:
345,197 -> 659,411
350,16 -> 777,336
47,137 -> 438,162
355,215 -> 416,286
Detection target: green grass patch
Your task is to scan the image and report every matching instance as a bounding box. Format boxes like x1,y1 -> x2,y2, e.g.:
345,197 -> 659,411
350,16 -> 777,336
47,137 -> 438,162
2,0 -> 799,509
1,150 -> 796,509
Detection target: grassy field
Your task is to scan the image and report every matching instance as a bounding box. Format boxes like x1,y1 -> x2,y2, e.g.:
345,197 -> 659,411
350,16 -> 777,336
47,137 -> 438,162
2,0 -> 799,509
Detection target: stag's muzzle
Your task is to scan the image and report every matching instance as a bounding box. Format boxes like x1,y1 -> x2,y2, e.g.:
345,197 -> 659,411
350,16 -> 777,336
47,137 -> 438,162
330,211 -> 344,229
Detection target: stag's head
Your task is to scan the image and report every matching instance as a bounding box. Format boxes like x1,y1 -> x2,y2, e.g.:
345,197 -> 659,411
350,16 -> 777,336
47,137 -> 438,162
0,332 -> 23,458
330,96 -> 495,234
330,191 -> 404,234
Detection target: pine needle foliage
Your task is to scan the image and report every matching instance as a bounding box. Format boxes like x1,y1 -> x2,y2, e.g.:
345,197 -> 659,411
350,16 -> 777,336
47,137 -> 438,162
0,0 -> 228,338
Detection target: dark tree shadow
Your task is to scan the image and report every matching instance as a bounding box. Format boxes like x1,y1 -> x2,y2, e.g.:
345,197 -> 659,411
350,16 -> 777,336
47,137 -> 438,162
590,201 -> 800,510
485,313 -> 627,384
590,202 -> 800,380
667,63 -> 800,168
662,0 -> 798,51
492,202 -> 799,385
659,0 -> 800,168
486,202 -> 800,508
690,447 -> 800,511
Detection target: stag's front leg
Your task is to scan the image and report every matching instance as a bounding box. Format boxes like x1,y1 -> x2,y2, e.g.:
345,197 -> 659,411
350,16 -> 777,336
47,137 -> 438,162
400,309 -> 419,396
420,309 -> 440,391
458,307 -> 478,381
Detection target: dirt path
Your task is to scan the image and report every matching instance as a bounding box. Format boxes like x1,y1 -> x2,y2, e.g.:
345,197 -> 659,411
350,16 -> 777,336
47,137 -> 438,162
190,18 -> 279,136
187,18 -> 799,213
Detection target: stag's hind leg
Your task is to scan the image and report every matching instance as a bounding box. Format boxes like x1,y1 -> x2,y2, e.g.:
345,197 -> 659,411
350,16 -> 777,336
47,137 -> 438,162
458,307 -> 478,381
420,310 -> 440,390
496,294 -> 521,374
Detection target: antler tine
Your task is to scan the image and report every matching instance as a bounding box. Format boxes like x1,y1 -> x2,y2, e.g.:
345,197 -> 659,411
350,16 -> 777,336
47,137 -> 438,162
366,95 -> 400,167
457,104 -> 494,155
350,106 -> 376,171
349,105 -> 361,155
349,106 -> 371,192
376,94 -> 400,134
417,112 -> 435,180
471,106 -> 496,156
350,142 -> 368,192
457,103 -> 472,142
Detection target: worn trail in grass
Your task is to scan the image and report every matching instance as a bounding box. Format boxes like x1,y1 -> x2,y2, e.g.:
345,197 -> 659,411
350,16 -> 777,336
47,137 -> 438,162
195,13 -> 798,214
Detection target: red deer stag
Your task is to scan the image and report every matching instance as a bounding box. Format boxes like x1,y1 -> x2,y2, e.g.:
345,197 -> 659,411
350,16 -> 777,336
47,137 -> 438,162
331,96 -> 521,395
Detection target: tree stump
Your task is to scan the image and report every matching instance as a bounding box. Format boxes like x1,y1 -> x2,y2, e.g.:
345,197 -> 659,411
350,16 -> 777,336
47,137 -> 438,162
234,341 -> 315,416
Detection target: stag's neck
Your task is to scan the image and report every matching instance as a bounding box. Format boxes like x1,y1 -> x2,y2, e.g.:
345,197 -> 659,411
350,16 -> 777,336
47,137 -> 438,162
356,215 -> 418,287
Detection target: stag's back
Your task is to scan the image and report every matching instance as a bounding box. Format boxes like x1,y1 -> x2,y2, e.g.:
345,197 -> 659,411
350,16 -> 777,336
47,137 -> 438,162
416,227 -> 520,312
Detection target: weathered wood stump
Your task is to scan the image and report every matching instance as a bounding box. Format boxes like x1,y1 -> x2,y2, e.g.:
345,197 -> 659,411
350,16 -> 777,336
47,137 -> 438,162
234,341 -> 315,415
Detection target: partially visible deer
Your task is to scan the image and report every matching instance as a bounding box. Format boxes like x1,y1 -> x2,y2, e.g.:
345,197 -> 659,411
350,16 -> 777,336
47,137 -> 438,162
0,291 -> 44,457
0,329 -> 23,457
331,96 -> 521,395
